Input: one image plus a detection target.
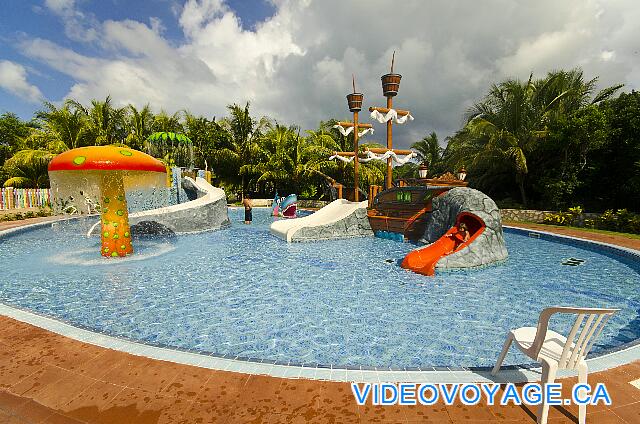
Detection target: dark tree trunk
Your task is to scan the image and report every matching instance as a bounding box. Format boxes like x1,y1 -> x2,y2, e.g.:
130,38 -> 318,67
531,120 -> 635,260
517,173 -> 528,207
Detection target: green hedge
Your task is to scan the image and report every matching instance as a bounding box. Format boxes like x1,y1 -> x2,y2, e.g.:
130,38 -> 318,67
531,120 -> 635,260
543,206 -> 640,234
0,208 -> 51,222
591,209 -> 640,234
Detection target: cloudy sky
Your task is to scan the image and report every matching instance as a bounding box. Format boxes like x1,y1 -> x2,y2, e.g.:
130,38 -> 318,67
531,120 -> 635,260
1,0 -> 639,148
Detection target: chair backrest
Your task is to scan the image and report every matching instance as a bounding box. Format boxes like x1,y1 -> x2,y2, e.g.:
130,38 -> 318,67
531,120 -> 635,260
531,306 -> 619,369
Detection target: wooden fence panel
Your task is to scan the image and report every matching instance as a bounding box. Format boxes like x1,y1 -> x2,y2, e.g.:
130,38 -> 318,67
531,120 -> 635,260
0,187 -> 51,210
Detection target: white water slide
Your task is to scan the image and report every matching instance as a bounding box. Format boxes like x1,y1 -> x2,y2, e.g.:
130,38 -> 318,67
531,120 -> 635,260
270,199 -> 369,242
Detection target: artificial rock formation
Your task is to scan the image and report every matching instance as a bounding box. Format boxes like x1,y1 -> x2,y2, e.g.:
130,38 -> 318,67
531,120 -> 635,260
290,206 -> 373,242
424,187 -> 508,270
128,177 -> 230,234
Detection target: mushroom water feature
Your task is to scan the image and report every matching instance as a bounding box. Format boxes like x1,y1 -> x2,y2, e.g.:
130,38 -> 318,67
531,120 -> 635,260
48,146 -> 167,257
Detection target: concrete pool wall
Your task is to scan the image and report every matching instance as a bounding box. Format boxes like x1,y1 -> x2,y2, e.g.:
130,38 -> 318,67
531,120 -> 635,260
84,176 -> 230,236
1,220 -> 639,383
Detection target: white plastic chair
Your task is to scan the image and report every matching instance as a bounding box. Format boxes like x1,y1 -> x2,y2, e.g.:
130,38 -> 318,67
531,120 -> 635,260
492,306 -> 619,424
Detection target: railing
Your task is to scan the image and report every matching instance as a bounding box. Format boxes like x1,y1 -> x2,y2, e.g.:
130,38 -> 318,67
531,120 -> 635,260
0,187 -> 51,210
170,168 -> 213,186
368,185 -> 383,207
332,183 -> 343,200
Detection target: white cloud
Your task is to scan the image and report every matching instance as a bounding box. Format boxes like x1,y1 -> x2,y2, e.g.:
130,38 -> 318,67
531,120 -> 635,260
0,60 -> 43,103
497,30 -> 591,76
601,50 -> 615,62
15,0 -> 640,147
102,20 -> 173,57
44,0 -> 98,42
44,0 -> 75,14
179,0 -> 228,37
149,17 -> 165,35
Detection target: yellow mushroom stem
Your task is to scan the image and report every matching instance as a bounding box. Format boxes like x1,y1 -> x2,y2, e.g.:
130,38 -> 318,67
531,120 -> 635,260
100,174 -> 133,258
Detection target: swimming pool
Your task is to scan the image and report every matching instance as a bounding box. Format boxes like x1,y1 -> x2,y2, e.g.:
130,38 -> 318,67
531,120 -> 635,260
0,208 -> 639,368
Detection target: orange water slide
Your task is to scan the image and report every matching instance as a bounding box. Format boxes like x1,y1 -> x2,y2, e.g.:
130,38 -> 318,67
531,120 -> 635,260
401,212 -> 486,276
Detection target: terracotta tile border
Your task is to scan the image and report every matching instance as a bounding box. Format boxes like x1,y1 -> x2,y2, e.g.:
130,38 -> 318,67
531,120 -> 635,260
2,217 -> 640,422
3,220 -> 639,383
1,319 -> 639,423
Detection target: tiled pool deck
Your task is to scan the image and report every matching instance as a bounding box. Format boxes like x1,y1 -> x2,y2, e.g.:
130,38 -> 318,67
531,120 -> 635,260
1,316 -> 639,423
1,301 -> 639,386
1,216 -> 640,422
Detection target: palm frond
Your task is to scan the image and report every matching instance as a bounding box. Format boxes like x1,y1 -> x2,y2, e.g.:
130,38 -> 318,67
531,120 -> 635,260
591,84 -> 624,104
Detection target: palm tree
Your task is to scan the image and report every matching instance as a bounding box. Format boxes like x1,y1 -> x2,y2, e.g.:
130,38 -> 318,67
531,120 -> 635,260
32,100 -> 88,152
0,112 -> 32,165
246,123 -> 304,193
462,74 -> 570,206
444,127 -> 514,196
152,110 -> 183,134
302,121 -> 385,196
393,162 -> 419,180
125,104 -> 154,151
68,95 -> 126,145
538,69 -> 623,118
462,70 -> 622,206
2,149 -> 54,188
21,127 -> 60,153
183,113 -> 227,170
216,103 -> 269,196
301,122 -> 344,183
536,69 -> 622,183
411,131 -> 443,175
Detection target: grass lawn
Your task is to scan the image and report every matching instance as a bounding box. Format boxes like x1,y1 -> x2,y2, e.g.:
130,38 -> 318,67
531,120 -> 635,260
503,221 -> 640,240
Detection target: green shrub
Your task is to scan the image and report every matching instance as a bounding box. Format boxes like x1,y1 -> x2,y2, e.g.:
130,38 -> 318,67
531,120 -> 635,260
594,209 -> 640,234
543,206 -> 583,226
300,185 -> 317,199
544,206 -> 640,234
0,208 -> 51,223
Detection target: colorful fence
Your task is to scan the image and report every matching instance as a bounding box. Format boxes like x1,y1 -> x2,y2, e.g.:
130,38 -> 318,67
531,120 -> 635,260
0,187 -> 51,210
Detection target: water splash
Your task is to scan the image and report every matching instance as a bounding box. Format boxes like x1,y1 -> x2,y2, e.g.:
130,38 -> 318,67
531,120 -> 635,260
48,241 -> 175,266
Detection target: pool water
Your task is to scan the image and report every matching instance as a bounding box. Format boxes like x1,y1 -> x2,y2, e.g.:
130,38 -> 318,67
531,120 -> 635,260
1,208 -> 639,368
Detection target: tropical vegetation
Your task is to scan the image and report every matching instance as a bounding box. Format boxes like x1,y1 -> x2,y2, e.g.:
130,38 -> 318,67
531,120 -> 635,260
435,69 -> 637,212
0,100 -> 385,200
543,206 -> 640,235
0,67 -> 638,213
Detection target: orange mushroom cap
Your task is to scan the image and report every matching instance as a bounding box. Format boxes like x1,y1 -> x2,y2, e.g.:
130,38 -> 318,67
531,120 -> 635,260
48,146 -> 166,173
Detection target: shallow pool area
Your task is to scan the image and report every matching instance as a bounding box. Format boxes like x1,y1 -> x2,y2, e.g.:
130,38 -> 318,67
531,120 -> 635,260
1,208 -> 639,368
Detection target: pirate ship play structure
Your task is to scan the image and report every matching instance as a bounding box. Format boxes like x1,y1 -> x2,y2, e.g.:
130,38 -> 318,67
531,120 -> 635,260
367,172 -> 468,242
326,53 -> 469,242
271,53 -> 507,275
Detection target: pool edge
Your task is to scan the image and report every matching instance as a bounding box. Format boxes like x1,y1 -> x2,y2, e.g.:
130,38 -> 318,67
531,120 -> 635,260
2,301 -> 638,384
1,222 -> 639,383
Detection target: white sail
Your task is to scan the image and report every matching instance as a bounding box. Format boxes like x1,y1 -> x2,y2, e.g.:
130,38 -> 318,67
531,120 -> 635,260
330,150 -> 417,165
333,125 -> 375,137
370,108 -> 414,124
359,150 -> 417,164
